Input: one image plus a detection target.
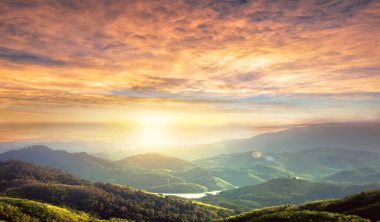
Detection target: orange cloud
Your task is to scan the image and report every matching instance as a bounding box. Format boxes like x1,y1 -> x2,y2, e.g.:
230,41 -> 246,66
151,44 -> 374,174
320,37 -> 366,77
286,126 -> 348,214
0,0 -> 379,144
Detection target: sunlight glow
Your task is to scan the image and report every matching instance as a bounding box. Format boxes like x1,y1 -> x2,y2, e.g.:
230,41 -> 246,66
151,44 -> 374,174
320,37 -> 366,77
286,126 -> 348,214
135,113 -> 173,147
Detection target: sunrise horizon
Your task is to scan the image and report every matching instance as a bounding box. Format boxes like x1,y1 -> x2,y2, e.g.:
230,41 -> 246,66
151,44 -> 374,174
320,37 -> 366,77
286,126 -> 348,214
1,1 -> 380,221
1,0 -> 380,149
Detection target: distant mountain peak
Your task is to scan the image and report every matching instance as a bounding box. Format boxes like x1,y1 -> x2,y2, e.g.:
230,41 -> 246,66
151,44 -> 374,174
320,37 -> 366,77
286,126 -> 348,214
117,152 -> 195,172
23,145 -> 52,152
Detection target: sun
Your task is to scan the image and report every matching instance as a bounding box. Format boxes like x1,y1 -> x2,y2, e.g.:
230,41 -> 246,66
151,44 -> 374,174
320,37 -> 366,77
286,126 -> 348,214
135,113 -> 173,148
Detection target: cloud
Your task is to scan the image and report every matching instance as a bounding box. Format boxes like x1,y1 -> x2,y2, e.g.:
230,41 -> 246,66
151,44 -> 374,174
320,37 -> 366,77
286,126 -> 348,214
0,0 -> 379,144
0,47 -> 66,66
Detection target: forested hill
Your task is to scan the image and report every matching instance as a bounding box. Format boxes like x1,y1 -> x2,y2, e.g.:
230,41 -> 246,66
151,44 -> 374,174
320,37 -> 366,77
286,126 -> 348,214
1,161 -> 380,221
200,178 -> 380,212
3,145 -> 380,194
0,160 -> 88,188
0,145 -> 237,192
0,197 -> 120,222
117,152 -> 196,172
218,189 -> 380,222
0,160 -> 233,222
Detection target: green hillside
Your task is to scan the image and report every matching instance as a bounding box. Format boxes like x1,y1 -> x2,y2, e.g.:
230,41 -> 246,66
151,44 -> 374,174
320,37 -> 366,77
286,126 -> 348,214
323,167 -> 380,183
4,146 -> 380,194
300,189 -> 380,221
117,153 -> 196,172
5,182 -> 232,221
0,160 -> 87,191
194,148 -> 380,181
217,190 -> 380,222
281,148 -> 380,178
0,146 -> 203,193
191,176 -> 235,191
149,182 -> 208,193
178,166 -> 269,188
200,178 -> 380,211
0,160 -> 233,221
220,209 -> 369,222
0,197 -> 126,222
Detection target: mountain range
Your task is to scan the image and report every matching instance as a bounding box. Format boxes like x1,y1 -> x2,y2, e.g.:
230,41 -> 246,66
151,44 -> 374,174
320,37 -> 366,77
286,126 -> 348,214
324,167 -> 380,184
1,160 -> 379,222
2,122 -> 379,161
160,122 -> 380,159
200,178 -> 380,212
0,146 -> 233,193
194,147 -> 380,180
0,160 -> 232,221
1,144 -> 380,194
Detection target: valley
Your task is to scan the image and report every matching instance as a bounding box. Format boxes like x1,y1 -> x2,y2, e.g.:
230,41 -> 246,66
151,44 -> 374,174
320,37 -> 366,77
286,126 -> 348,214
1,123 -> 380,221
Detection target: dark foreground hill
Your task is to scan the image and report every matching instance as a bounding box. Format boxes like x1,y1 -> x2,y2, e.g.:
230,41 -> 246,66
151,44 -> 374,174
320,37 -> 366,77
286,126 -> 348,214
0,160 -> 87,189
200,178 -> 380,212
218,189 -> 380,222
0,197 -> 119,222
0,160 -> 233,222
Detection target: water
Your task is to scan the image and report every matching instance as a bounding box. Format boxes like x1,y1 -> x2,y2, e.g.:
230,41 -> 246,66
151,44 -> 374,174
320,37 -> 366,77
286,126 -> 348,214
158,190 -> 222,199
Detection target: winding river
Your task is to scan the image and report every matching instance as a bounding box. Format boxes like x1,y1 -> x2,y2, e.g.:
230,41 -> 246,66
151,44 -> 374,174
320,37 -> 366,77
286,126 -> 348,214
158,190 -> 222,199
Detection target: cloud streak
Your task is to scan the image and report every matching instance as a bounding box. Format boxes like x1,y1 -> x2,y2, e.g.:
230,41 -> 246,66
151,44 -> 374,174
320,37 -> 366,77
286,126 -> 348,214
0,47 -> 66,66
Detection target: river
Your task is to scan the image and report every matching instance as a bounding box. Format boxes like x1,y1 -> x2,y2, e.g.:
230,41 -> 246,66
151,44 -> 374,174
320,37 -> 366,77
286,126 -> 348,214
158,190 -> 222,199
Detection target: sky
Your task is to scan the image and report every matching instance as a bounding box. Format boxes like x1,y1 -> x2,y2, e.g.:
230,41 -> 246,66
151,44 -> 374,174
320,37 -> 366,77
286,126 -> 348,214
0,0 -> 379,149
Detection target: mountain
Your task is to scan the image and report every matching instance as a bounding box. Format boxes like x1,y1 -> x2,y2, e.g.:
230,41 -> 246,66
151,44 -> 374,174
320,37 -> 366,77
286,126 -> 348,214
220,209 -> 369,222
281,148 -> 380,178
224,122 -> 380,154
324,167 -> 380,183
0,160 -> 87,191
0,140 -> 115,155
218,189 -> 380,222
200,178 -> 380,212
2,145 -> 379,194
195,147 -> 380,180
163,122 -> 380,159
0,146 -> 239,193
149,182 -> 208,193
0,145 -> 120,175
3,122 -> 379,160
194,151 -> 293,181
117,152 -> 196,172
0,160 -> 233,221
177,167 -> 266,188
191,176 -> 236,191
0,146 -> 199,193
2,160 -> 379,222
